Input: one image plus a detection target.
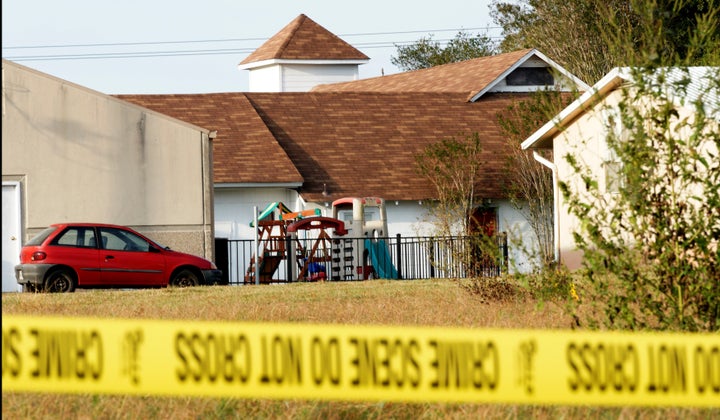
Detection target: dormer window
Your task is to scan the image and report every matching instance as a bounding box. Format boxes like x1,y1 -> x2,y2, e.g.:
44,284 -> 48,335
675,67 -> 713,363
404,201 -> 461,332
506,67 -> 554,86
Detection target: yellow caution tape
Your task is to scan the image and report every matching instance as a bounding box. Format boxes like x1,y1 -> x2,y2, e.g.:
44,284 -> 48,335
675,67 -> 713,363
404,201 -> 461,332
2,315 -> 719,407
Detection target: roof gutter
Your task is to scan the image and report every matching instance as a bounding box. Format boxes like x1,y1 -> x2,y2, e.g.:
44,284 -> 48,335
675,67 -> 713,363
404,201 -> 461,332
532,151 -> 560,264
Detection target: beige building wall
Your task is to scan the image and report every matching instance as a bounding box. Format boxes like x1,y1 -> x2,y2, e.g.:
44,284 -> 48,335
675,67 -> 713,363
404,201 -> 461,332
1,60 -> 216,261
551,92 -> 622,269
552,88 -> 716,270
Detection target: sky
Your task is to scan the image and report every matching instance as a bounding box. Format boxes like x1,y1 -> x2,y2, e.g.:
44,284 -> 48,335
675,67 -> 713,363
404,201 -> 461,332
2,0 -> 501,94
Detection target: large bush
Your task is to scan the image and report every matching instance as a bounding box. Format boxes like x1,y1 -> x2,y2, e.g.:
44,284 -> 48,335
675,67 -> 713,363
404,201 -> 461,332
561,67 -> 719,331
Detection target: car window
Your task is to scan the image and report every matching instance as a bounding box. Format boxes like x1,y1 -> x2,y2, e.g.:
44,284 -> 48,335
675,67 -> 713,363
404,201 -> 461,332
26,227 -> 58,246
99,227 -> 151,252
51,227 -> 97,248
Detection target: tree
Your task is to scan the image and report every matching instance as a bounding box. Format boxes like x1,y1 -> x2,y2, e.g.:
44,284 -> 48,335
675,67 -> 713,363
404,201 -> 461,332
600,0 -> 720,67
415,132 -> 485,236
415,132 -> 505,277
497,90 -> 574,271
553,0 -> 720,331
490,0 -> 720,84
391,30 -> 497,71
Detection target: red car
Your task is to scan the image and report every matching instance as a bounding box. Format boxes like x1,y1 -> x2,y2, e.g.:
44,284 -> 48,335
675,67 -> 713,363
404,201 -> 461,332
15,223 -> 223,293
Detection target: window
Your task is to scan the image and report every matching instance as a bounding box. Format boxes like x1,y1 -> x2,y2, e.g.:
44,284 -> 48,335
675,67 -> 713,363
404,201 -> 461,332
52,227 -> 97,248
99,227 -> 151,252
602,110 -> 627,193
506,67 -> 554,86
604,160 -> 624,193
364,208 -> 380,222
338,210 -> 353,223
26,227 -> 58,246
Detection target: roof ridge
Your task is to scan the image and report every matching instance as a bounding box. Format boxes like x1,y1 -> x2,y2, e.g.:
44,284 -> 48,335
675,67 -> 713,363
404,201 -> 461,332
275,14 -> 307,60
239,14 -> 367,66
311,48 -> 536,93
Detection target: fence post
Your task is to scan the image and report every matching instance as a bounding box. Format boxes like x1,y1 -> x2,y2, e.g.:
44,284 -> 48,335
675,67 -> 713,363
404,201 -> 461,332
254,206 -> 260,285
286,234 -> 292,282
429,238 -> 435,278
501,232 -> 508,274
395,234 -> 402,280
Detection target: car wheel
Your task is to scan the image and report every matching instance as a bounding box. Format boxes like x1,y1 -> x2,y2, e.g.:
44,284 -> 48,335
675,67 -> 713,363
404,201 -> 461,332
170,269 -> 199,288
44,268 -> 76,293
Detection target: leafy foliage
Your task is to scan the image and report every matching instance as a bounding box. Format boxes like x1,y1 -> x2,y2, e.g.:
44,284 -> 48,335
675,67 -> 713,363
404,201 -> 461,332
497,90 -> 576,270
496,0 -> 720,331
490,0 -> 720,83
391,30 -> 497,71
560,67 -> 720,331
414,133 -> 508,277
414,132 -> 485,236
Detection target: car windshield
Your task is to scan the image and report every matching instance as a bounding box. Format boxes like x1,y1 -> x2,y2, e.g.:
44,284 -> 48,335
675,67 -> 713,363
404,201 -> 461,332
25,227 -> 58,246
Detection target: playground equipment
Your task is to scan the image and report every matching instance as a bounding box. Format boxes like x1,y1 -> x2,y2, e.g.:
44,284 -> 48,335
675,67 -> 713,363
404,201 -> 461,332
245,202 -> 300,284
245,202 -> 346,283
331,197 -> 398,280
286,217 -> 348,281
245,198 -> 398,283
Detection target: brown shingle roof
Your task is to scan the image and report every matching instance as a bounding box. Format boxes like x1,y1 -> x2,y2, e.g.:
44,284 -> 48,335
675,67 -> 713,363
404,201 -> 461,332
312,48 -> 534,97
116,93 -> 303,184
245,91 -> 529,202
239,14 -> 368,65
119,91 -> 530,202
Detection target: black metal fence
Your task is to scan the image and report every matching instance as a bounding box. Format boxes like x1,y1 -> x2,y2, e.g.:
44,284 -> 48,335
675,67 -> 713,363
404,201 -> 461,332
216,234 -> 508,285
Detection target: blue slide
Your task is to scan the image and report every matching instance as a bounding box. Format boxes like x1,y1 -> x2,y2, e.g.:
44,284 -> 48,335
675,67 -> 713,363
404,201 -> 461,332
364,239 -> 399,279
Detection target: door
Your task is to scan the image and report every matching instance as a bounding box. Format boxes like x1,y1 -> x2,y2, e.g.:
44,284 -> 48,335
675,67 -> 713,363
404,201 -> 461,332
468,207 -> 499,276
2,182 -> 22,292
469,207 -> 497,237
98,227 -> 166,286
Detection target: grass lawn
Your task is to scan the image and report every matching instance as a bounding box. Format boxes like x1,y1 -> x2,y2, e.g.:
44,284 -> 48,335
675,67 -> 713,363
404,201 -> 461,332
2,279 -> 716,419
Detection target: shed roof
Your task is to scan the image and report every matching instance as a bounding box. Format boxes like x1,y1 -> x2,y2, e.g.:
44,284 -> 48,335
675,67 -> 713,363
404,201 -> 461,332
239,14 -> 368,67
522,66 -> 719,150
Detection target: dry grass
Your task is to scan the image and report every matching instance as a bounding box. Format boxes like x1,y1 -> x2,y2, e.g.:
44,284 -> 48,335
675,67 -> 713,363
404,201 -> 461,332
2,279 -> 716,419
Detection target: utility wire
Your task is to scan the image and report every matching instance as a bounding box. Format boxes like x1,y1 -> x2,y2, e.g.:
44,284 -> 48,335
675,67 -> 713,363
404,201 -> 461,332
3,27 -> 504,62
3,26 -> 502,50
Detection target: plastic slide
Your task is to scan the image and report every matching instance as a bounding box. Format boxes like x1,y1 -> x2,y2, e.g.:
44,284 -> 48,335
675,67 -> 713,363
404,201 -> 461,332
364,239 -> 399,279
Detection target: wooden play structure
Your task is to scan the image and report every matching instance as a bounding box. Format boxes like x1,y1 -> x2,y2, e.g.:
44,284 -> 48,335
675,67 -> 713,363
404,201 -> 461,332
286,217 -> 348,281
244,202 -> 347,283
245,198 -> 397,283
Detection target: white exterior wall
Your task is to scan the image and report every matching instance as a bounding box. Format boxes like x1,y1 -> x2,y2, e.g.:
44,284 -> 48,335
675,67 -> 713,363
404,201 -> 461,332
2,182 -> 23,292
551,94 -> 614,269
215,188 -> 537,274
246,63 -> 360,92
247,66 -> 283,92
281,64 -> 359,92
550,87 -> 717,270
214,187 -> 300,239
496,200 -> 543,273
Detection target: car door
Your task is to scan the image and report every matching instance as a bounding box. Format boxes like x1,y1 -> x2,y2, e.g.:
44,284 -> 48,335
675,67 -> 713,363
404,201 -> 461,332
49,226 -> 101,286
97,227 -> 166,286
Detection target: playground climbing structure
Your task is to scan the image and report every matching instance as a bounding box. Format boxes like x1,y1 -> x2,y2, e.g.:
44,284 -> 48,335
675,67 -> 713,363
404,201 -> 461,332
245,202 -> 347,283
245,198 -> 397,283
286,217 -> 348,281
244,202 -> 300,284
331,197 -> 397,280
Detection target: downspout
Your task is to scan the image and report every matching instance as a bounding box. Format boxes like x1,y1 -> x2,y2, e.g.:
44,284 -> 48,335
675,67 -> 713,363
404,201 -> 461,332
532,152 -> 560,264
